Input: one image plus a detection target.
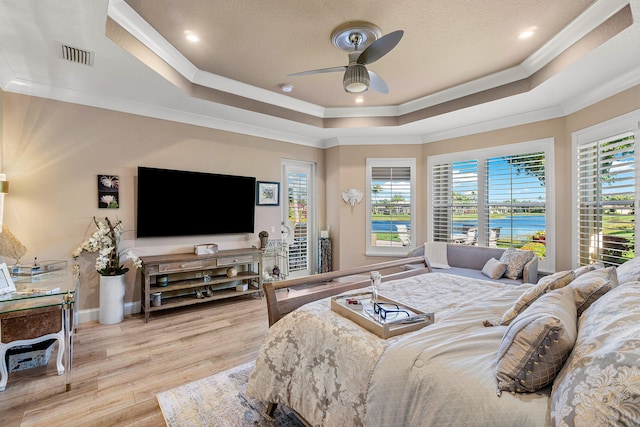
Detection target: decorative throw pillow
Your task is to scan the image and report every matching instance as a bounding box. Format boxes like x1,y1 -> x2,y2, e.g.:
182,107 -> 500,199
569,266 -> 618,317
572,261 -> 604,278
423,241 -> 450,269
499,247 -> 534,280
498,270 -> 574,326
481,257 -> 507,280
615,257 -> 640,285
550,282 -> 640,426
496,286 -> 577,394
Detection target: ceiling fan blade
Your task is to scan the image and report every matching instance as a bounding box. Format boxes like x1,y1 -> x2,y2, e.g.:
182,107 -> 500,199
357,30 -> 404,65
287,66 -> 346,76
368,71 -> 388,94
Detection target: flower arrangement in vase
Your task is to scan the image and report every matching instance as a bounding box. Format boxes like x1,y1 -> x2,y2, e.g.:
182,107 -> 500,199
73,217 -> 142,276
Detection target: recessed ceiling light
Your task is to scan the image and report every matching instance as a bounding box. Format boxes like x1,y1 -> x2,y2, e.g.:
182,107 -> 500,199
355,97 -> 364,103
184,31 -> 200,43
280,84 -> 293,93
519,26 -> 538,40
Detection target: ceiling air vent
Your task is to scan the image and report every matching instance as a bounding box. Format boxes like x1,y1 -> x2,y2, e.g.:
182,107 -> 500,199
59,43 -> 94,66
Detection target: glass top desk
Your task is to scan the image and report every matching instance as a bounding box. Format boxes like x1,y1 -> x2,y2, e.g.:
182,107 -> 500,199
0,265 -> 78,392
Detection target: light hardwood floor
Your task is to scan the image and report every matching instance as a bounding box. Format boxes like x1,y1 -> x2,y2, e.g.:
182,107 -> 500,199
1,294 -> 269,426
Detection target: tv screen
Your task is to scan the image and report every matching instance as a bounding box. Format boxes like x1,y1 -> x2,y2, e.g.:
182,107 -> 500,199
137,167 -> 256,238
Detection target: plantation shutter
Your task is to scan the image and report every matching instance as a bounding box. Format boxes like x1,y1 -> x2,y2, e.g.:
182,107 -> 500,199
431,160 -> 478,243
485,152 -> 546,251
577,132 -> 635,267
431,163 -> 452,242
370,165 -> 412,247
287,172 -> 308,272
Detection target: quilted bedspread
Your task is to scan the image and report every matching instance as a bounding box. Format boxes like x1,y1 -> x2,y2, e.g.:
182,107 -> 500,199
246,272 -> 550,426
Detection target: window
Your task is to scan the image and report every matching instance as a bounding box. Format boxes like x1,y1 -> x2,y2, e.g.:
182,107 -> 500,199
366,158 -> 416,256
573,112 -> 638,267
486,152 -> 546,249
428,139 -> 554,272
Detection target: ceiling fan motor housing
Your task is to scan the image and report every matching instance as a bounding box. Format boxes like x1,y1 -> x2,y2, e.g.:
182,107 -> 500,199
343,64 -> 370,93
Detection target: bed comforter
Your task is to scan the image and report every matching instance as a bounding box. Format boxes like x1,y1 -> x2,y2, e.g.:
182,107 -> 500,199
246,272 -> 550,426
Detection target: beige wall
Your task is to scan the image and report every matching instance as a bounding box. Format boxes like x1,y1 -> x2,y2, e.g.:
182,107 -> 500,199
326,144 -> 424,269
2,84 -> 639,311
1,91 -> 325,310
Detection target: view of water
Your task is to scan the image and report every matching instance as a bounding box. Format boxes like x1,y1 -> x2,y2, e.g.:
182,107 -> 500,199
454,215 -> 546,238
373,215 -> 546,238
372,220 -> 410,233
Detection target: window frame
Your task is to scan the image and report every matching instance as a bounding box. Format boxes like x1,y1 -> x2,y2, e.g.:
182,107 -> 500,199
571,110 -> 639,268
427,138 -> 555,272
366,158 -> 417,257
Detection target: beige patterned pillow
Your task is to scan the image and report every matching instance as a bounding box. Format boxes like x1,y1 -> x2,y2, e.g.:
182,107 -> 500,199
499,247 -> 534,280
481,257 -> 507,280
496,287 -> 577,394
569,266 -> 618,317
499,270 -> 574,326
572,262 -> 604,279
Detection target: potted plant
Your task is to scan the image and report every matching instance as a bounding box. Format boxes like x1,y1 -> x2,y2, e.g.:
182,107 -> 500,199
259,230 -> 269,248
73,217 -> 142,324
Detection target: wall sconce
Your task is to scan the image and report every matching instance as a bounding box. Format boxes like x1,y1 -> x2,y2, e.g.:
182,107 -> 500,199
342,188 -> 363,207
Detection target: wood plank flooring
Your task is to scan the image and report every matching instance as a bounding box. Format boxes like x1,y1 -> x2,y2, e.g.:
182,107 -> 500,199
0,294 -> 270,426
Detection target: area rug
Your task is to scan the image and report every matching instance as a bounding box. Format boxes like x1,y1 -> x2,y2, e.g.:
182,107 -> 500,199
156,361 -> 304,427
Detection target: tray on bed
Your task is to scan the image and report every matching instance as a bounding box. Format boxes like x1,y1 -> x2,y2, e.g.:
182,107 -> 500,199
331,292 -> 434,339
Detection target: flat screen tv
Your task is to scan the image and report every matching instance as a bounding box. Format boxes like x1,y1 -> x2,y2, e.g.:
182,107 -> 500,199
137,166 -> 256,238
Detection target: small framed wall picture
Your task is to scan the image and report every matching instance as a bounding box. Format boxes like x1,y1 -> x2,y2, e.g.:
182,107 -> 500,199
256,181 -> 280,206
0,263 -> 16,295
98,175 -> 119,208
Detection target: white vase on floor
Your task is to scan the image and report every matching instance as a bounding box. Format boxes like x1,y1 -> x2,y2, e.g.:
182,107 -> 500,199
100,274 -> 125,324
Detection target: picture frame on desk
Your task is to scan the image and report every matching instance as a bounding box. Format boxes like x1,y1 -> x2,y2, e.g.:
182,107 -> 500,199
0,263 -> 16,295
256,181 -> 280,206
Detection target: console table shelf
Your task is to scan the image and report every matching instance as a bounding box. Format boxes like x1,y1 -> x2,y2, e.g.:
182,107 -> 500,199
140,248 -> 262,322
145,286 -> 260,313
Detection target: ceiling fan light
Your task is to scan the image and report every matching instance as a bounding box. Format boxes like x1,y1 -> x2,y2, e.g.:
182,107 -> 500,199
343,64 -> 370,93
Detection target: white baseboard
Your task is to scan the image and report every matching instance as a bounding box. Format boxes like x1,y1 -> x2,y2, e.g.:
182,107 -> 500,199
78,301 -> 142,324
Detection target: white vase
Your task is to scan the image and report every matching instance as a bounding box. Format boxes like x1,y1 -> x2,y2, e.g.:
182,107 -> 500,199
99,274 -> 126,324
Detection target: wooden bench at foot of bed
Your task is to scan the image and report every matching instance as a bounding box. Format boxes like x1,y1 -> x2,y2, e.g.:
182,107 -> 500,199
263,255 -> 431,327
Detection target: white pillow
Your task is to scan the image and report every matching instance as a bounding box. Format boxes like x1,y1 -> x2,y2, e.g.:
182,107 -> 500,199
423,242 -> 450,269
481,257 -> 507,280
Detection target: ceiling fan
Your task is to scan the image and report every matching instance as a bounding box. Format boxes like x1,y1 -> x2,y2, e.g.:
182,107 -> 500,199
288,22 -> 404,94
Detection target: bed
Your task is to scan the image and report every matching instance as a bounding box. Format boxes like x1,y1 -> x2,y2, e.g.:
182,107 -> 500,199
246,257 -> 640,426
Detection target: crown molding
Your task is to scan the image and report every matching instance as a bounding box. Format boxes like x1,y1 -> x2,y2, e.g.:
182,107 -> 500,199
523,0 -> 630,72
561,63 -> 640,115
